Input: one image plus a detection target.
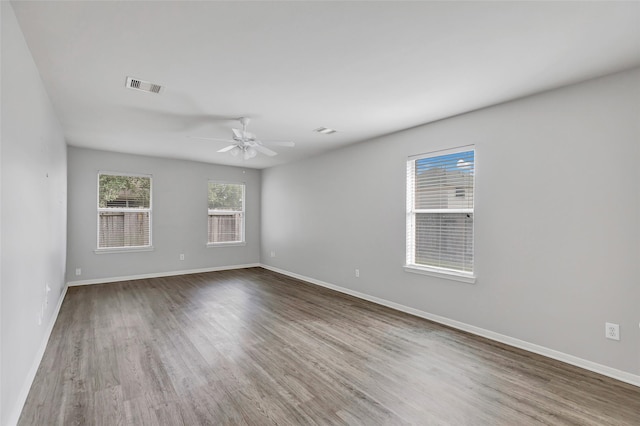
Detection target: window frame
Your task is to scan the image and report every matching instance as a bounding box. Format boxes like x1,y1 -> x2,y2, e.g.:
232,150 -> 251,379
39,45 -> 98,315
206,180 -> 246,247
405,145 -> 476,283
95,171 -> 153,253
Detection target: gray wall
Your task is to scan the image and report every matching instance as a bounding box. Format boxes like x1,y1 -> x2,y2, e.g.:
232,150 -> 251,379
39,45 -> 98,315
67,147 -> 260,283
261,68 -> 640,376
1,3 -> 68,424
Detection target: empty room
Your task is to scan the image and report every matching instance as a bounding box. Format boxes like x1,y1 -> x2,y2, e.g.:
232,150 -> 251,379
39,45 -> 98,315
2,1 -> 640,425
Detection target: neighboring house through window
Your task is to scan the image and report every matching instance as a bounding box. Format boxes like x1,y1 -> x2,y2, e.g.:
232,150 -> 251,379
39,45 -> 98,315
208,181 -> 245,245
97,172 -> 152,250
406,146 -> 475,282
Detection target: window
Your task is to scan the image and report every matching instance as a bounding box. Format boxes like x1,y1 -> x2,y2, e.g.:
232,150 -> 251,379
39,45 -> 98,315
97,173 -> 151,250
208,182 -> 245,245
406,146 -> 475,281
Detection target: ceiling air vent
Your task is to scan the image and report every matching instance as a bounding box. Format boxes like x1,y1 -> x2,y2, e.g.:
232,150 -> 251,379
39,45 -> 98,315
314,127 -> 337,135
125,77 -> 162,94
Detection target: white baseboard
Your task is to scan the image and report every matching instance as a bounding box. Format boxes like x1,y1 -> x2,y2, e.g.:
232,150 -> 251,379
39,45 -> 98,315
260,264 -> 640,388
8,284 -> 69,426
67,263 -> 261,286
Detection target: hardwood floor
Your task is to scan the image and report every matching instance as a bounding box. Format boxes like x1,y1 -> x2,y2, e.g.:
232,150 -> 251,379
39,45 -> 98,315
19,268 -> 640,425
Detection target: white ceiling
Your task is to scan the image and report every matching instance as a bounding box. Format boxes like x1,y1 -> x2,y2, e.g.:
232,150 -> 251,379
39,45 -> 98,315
11,1 -> 640,169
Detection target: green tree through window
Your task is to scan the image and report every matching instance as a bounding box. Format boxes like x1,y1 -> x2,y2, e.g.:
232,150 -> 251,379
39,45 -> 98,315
208,182 -> 243,210
99,175 -> 150,208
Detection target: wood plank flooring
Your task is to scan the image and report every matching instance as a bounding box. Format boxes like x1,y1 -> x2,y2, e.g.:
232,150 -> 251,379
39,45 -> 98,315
18,268 -> 640,425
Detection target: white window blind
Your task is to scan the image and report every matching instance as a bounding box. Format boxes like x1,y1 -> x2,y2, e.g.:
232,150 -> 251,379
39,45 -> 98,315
208,182 -> 245,244
97,173 -> 152,249
406,147 -> 475,277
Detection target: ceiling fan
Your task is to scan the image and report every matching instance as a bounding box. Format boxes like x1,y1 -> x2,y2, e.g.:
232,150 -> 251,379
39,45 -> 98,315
190,117 -> 295,160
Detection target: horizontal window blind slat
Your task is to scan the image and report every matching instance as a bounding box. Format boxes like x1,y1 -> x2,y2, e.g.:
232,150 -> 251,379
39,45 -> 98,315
98,211 -> 150,248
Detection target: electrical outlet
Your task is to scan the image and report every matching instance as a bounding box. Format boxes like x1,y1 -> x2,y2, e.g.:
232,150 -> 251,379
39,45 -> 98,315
355,269 -> 360,278
270,251 -> 276,258
605,322 -> 620,340
179,253 -> 185,261
75,268 -> 81,276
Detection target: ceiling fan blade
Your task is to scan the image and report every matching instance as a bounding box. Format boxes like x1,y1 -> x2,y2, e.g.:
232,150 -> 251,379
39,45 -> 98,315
217,145 -> 237,153
189,136 -> 235,143
252,144 -> 278,157
231,128 -> 243,139
259,140 -> 295,147
121,107 -> 239,131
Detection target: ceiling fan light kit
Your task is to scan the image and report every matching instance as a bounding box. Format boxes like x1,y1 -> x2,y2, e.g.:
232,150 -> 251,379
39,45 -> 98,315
228,145 -> 256,159
242,146 -> 257,160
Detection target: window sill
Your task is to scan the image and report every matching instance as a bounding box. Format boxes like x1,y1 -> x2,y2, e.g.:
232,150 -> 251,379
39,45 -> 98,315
206,242 -> 246,248
404,265 -> 476,284
94,246 -> 154,254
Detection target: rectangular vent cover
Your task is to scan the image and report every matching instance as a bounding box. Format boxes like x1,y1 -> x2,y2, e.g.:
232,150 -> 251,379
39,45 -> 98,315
314,127 -> 337,135
126,77 -> 162,94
